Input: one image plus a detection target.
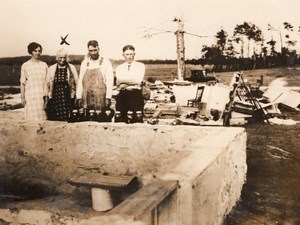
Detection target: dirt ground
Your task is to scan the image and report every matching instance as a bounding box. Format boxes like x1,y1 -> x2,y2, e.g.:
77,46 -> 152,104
223,111 -> 300,225
223,69 -> 300,225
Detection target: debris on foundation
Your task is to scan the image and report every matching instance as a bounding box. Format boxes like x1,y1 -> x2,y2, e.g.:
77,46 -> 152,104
1,72 -> 299,126
144,72 -> 300,126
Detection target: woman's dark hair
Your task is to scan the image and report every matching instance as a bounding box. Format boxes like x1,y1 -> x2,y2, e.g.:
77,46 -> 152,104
27,42 -> 42,54
87,40 -> 99,48
122,45 -> 135,52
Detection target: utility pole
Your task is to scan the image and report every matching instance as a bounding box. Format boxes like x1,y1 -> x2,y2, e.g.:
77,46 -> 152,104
278,27 -> 283,53
174,18 -> 185,80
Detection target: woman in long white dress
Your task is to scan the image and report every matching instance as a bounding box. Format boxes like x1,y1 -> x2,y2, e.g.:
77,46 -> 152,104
20,42 -> 48,120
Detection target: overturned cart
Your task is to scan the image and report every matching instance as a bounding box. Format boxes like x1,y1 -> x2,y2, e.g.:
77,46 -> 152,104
0,115 -> 247,225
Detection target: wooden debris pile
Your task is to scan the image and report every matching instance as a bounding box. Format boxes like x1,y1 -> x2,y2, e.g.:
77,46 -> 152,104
145,72 -> 300,126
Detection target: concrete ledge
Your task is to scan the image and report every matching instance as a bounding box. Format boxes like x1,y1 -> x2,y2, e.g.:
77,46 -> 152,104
0,112 -> 246,224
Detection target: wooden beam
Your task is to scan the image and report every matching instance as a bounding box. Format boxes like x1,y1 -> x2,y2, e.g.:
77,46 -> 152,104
108,180 -> 178,219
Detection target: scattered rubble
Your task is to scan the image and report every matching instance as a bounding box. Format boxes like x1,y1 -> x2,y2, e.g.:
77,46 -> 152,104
1,72 -> 299,126
0,92 -> 23,110
266,145 -> 293,160
144,72 -> 300,126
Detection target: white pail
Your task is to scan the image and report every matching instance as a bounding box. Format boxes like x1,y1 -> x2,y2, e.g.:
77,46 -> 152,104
91,187 -> 114,211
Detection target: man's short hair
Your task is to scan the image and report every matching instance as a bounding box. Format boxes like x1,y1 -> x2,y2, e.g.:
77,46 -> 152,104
122,45 -> 135,52
87,40 -> 99,48
27,42 -> 42,54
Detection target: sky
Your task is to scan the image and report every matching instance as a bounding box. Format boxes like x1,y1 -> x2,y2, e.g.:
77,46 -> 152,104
1,0 -> 300,60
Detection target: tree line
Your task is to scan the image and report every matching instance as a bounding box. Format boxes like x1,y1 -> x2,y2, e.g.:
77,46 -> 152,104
0,55 -> 181,66
199,21 -> 299,71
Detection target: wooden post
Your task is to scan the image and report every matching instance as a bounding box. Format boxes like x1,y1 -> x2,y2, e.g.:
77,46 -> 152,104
279,27 -> 283,54
174,18 -> 185,80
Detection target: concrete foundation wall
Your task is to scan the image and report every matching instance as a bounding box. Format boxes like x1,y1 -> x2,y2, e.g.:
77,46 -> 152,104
160,127 -> 247,225
0,111 -> 247,225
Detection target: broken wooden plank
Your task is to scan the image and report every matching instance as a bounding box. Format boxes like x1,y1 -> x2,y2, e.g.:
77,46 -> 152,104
223,72 -> 242,126
267,145 -> 293,156
67,174 -> 138,190
233,101 -> 255,115
152,109 -> 162,118
176,118 -> 200,126
108,179 -> 178,219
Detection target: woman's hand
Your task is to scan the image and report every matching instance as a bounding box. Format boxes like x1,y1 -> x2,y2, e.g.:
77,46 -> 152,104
43,96 -> 49,109
21,98 -> 26,106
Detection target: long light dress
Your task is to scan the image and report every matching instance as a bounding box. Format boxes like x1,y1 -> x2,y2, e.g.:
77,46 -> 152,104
20,60 -> 48,120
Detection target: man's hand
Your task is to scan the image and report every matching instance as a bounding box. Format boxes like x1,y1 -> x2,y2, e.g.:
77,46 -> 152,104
76,98 -> 83,108
105,98 -> 111,108
117,83 -> 129,90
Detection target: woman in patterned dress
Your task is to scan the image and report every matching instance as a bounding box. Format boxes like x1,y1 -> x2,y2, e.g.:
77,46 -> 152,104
44,48 -> 78,121
20,42 -> 48,120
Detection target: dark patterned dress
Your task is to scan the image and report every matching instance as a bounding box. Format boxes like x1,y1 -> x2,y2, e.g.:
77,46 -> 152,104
47,66 -> 72,121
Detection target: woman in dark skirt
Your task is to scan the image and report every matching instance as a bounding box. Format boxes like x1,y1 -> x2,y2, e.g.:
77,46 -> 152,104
44,48 -> 78,121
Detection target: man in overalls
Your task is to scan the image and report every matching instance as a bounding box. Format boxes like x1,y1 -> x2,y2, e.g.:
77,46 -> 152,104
76,40 -> 114,117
